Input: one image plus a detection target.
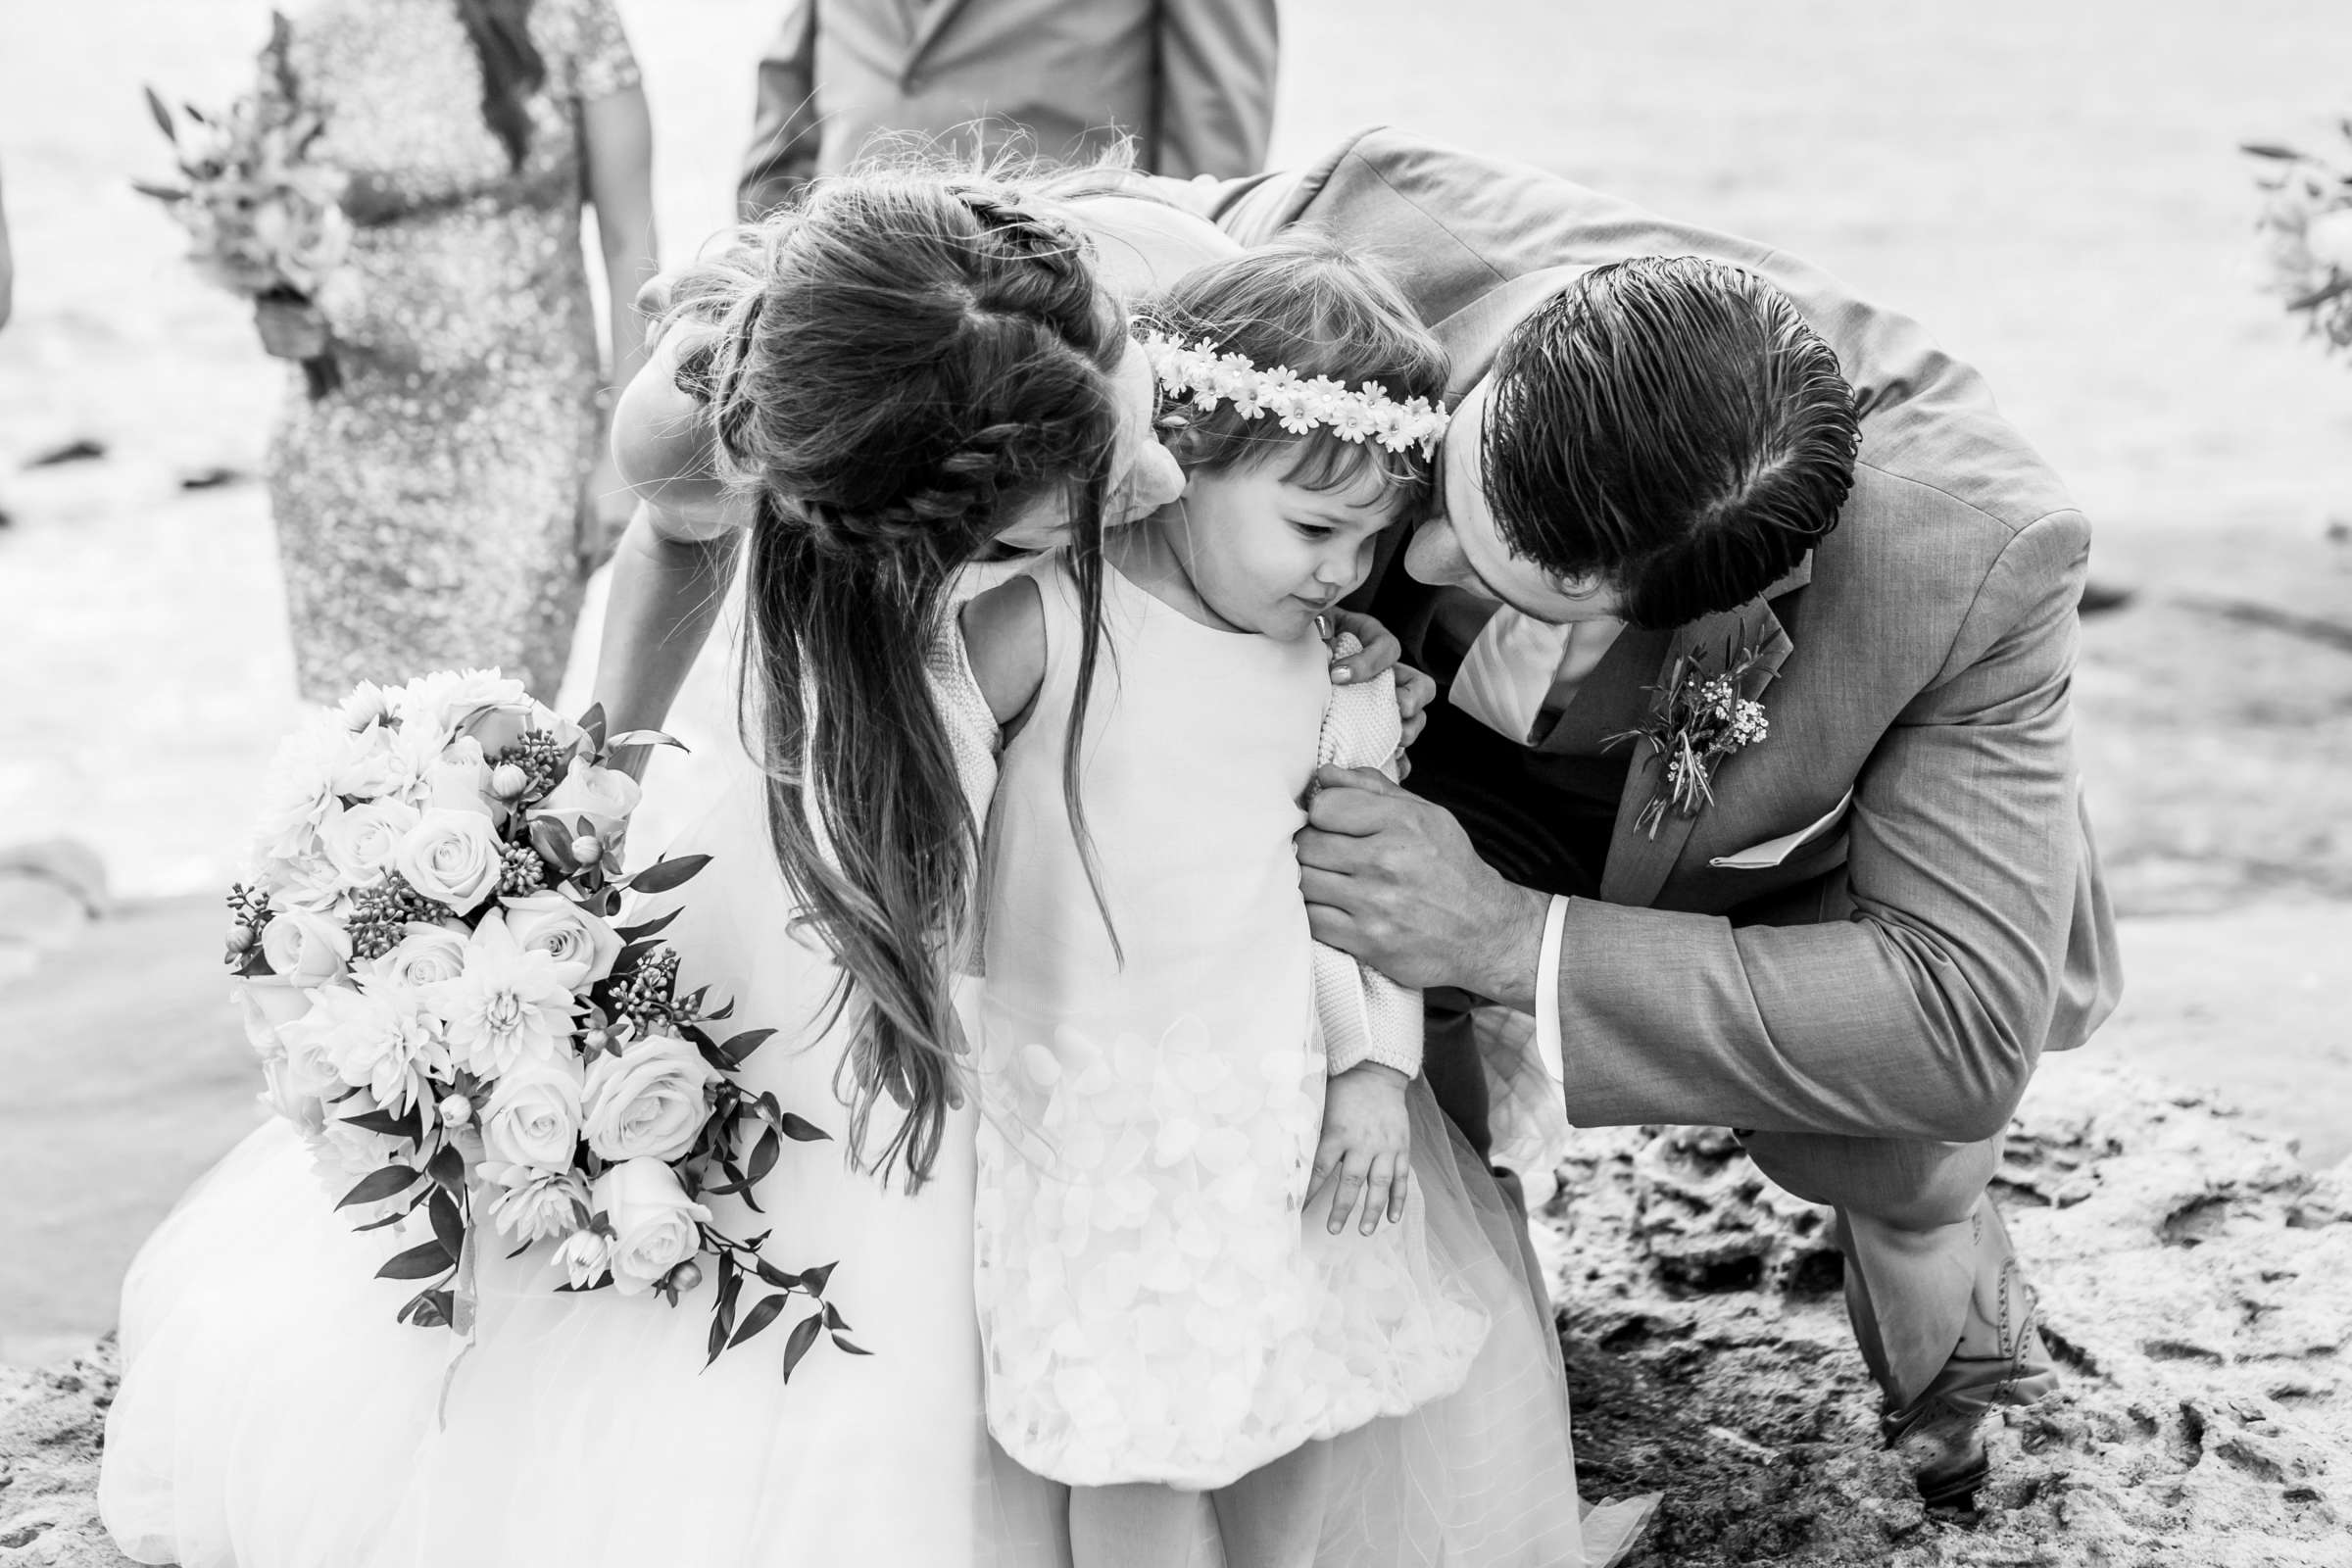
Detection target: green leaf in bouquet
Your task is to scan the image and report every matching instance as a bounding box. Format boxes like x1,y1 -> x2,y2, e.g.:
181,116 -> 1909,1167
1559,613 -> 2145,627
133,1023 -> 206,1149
778,1111 -> 830,1144
2242,141 -> 2308,161
821,1300 -> 852,1333
607,729 -> 690,754
578,703 -> 609,755
729,1292 -> 790,1349
2289,275 -> 2352,312
800,1260 -> 838,1296
780,1312 -> 824,1383
747,1126 -> 782,1187
377,1238 -> 458,1281
705,1250 -> 744,1368
342,1102 -> 424,1144
752,1257 -> 801,1292
143,85 -> 178,143
427,1188 -> 466,1259
611,937 -> 666,976
615,906 -> 683,944
718,1027 -> 777,1067
625,855 -> 711,896
130,179 -> 189,204
830,1335 -> 871,1356
529,815 -> 578,871
399,1286 -> 456,1329
337,1163 -> 422,1209
427,1141 -> 467,1196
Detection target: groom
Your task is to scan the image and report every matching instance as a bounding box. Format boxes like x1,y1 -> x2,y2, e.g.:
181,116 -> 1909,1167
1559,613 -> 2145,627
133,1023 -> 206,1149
1160,130 -> 2122,1505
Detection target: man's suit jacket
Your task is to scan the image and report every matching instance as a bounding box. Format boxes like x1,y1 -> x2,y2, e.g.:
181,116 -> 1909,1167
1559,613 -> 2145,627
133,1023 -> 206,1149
1166,128 -> 2123,1148
740,0 -> 1278,220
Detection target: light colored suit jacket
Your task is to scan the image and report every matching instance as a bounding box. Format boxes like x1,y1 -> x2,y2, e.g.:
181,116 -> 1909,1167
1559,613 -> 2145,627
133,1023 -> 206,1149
740,0 -> 1278,220
1169,128 -> 2123,1147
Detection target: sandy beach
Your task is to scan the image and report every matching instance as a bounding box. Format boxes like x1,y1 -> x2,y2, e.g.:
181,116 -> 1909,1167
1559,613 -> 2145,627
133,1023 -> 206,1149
2,0 -> 2347,1359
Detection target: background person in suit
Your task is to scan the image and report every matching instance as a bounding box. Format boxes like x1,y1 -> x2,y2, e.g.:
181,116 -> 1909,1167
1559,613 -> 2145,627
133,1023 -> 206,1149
737,0 -> 1278,221
1167,128 -> 2123,1510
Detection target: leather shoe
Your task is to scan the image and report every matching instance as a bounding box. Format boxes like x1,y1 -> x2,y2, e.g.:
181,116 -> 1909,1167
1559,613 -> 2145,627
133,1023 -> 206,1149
1880,1243 -> 2057,1508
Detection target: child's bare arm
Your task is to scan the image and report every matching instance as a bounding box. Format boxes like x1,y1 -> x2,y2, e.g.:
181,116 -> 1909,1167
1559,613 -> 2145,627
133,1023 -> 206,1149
959,576 -> 1049,733
1310,1062 -> 1411,1235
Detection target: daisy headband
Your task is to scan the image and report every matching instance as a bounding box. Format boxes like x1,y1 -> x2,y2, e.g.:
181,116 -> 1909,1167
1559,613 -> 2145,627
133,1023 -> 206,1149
1139,330 -> 1451,460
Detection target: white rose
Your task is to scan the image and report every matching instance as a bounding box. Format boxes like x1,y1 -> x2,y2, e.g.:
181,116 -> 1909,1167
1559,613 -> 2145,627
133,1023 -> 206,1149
591,1157 -> 711,1297
234,981 -> 317,1057
252,994 -> 344,1133
366,922 -> 470,988
483,1164 -> 587,1245
393,808 -> 505,913
327,723 -> 410,802
556,1227 -> 612,1290
259,1053 -> 330,1136
479,1054 -> 586,1172
258,906 -> 351,988
252,845 -> 345,912
582,1034 -> 719,1164
319,799 -> 421,885
528,758 -> 642,847
419,737 -> 497,818
2306,209 -> 2352,274
502,892 -> 622,990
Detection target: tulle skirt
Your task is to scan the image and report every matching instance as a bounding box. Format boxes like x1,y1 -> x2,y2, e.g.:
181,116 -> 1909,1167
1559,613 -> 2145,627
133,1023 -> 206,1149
97,693 -> 1648,1566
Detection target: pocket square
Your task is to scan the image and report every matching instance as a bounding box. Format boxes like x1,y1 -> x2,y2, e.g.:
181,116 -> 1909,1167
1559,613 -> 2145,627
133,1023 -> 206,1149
1710,789 -> 1854,870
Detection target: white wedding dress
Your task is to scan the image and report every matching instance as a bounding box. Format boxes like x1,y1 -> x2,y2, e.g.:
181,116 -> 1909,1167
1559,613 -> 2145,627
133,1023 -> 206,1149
101,562 -> 1061,1567
100,561 -> 1649,1567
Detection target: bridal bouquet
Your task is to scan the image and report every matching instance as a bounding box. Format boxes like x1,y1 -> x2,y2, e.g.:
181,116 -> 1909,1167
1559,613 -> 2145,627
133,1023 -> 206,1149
134,13 -> 354,398
2247,120 -> 2352,355
229,669 -> 860,1380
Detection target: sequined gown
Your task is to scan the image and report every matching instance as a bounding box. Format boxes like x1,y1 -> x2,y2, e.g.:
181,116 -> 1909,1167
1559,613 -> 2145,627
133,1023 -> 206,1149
266,0 -> 639,701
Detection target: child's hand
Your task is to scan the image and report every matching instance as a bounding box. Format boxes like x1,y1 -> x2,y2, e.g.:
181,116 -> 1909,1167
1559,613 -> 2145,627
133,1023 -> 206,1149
1309,1062 -> 1412,1236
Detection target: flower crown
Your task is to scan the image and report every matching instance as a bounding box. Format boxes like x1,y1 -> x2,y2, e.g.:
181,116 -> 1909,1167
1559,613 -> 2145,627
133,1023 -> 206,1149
1139,330 -> 1451,460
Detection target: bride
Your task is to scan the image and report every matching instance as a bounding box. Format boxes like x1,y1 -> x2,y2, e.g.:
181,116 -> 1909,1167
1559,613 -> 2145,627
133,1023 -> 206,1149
99,160 -> 1635,1566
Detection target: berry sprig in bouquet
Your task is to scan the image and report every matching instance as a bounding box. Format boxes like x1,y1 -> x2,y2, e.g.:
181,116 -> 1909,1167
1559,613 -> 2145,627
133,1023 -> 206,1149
135,12 -> 354,398
230,669 -> 860,1381
2247,121 -> 2352,356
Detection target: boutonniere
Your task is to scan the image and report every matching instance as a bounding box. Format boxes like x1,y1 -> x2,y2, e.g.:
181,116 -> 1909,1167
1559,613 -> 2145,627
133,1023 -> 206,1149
1606,641 -> 1772,840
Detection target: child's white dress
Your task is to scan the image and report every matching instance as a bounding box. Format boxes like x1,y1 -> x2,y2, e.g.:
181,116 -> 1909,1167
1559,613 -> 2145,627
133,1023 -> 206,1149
972,557 -> 1640,1565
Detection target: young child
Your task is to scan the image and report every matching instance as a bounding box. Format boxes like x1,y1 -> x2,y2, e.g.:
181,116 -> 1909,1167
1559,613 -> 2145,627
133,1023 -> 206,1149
959,243 -> 1608,1567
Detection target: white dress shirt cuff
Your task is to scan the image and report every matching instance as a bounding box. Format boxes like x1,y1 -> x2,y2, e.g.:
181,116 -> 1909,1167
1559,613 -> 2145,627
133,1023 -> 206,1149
1535,894 -> 1570,1098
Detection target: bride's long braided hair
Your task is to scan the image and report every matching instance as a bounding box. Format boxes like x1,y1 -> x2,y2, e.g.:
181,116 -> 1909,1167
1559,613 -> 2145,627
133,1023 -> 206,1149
675,172 -> 1124,1191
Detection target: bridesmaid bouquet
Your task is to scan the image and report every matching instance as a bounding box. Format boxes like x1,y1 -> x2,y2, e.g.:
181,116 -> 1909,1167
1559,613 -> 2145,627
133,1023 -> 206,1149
134,13 -> 354,398
228,669 -> 861,1382
2247,120 -> 2352,355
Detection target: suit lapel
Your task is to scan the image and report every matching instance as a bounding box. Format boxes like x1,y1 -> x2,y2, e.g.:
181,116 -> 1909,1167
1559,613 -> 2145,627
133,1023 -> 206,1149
905,0 -> 970,71
1597,588 -> 1798,908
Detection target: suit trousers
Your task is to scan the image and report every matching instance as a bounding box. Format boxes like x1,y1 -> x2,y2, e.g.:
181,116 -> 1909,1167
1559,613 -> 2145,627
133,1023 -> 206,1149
1406,701 -> 2010,1408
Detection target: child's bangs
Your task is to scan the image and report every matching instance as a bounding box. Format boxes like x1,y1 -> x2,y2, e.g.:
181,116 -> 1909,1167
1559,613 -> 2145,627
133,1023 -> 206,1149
1274,429 -> 1432,519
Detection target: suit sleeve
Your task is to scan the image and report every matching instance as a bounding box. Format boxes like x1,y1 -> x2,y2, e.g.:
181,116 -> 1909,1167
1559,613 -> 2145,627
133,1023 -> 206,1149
1149,0 -> 1278,180
738,2 -> 821,221
1553,509 -> 2096,1144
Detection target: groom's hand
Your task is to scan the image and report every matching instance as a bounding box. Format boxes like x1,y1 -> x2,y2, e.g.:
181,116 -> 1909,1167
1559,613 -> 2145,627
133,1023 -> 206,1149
1298,766 -> 1547,1007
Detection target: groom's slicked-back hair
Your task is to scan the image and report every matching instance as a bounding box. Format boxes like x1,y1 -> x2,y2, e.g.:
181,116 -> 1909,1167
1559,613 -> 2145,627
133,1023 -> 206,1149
1483,257 -> 1861,629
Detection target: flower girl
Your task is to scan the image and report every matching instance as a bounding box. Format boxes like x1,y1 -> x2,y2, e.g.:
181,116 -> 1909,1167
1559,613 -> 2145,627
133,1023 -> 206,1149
950,242 -> 1628,1566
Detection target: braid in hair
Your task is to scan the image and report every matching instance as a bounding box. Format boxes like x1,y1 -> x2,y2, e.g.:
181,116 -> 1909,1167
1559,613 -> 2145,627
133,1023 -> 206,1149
701,170 -> 1126,1190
